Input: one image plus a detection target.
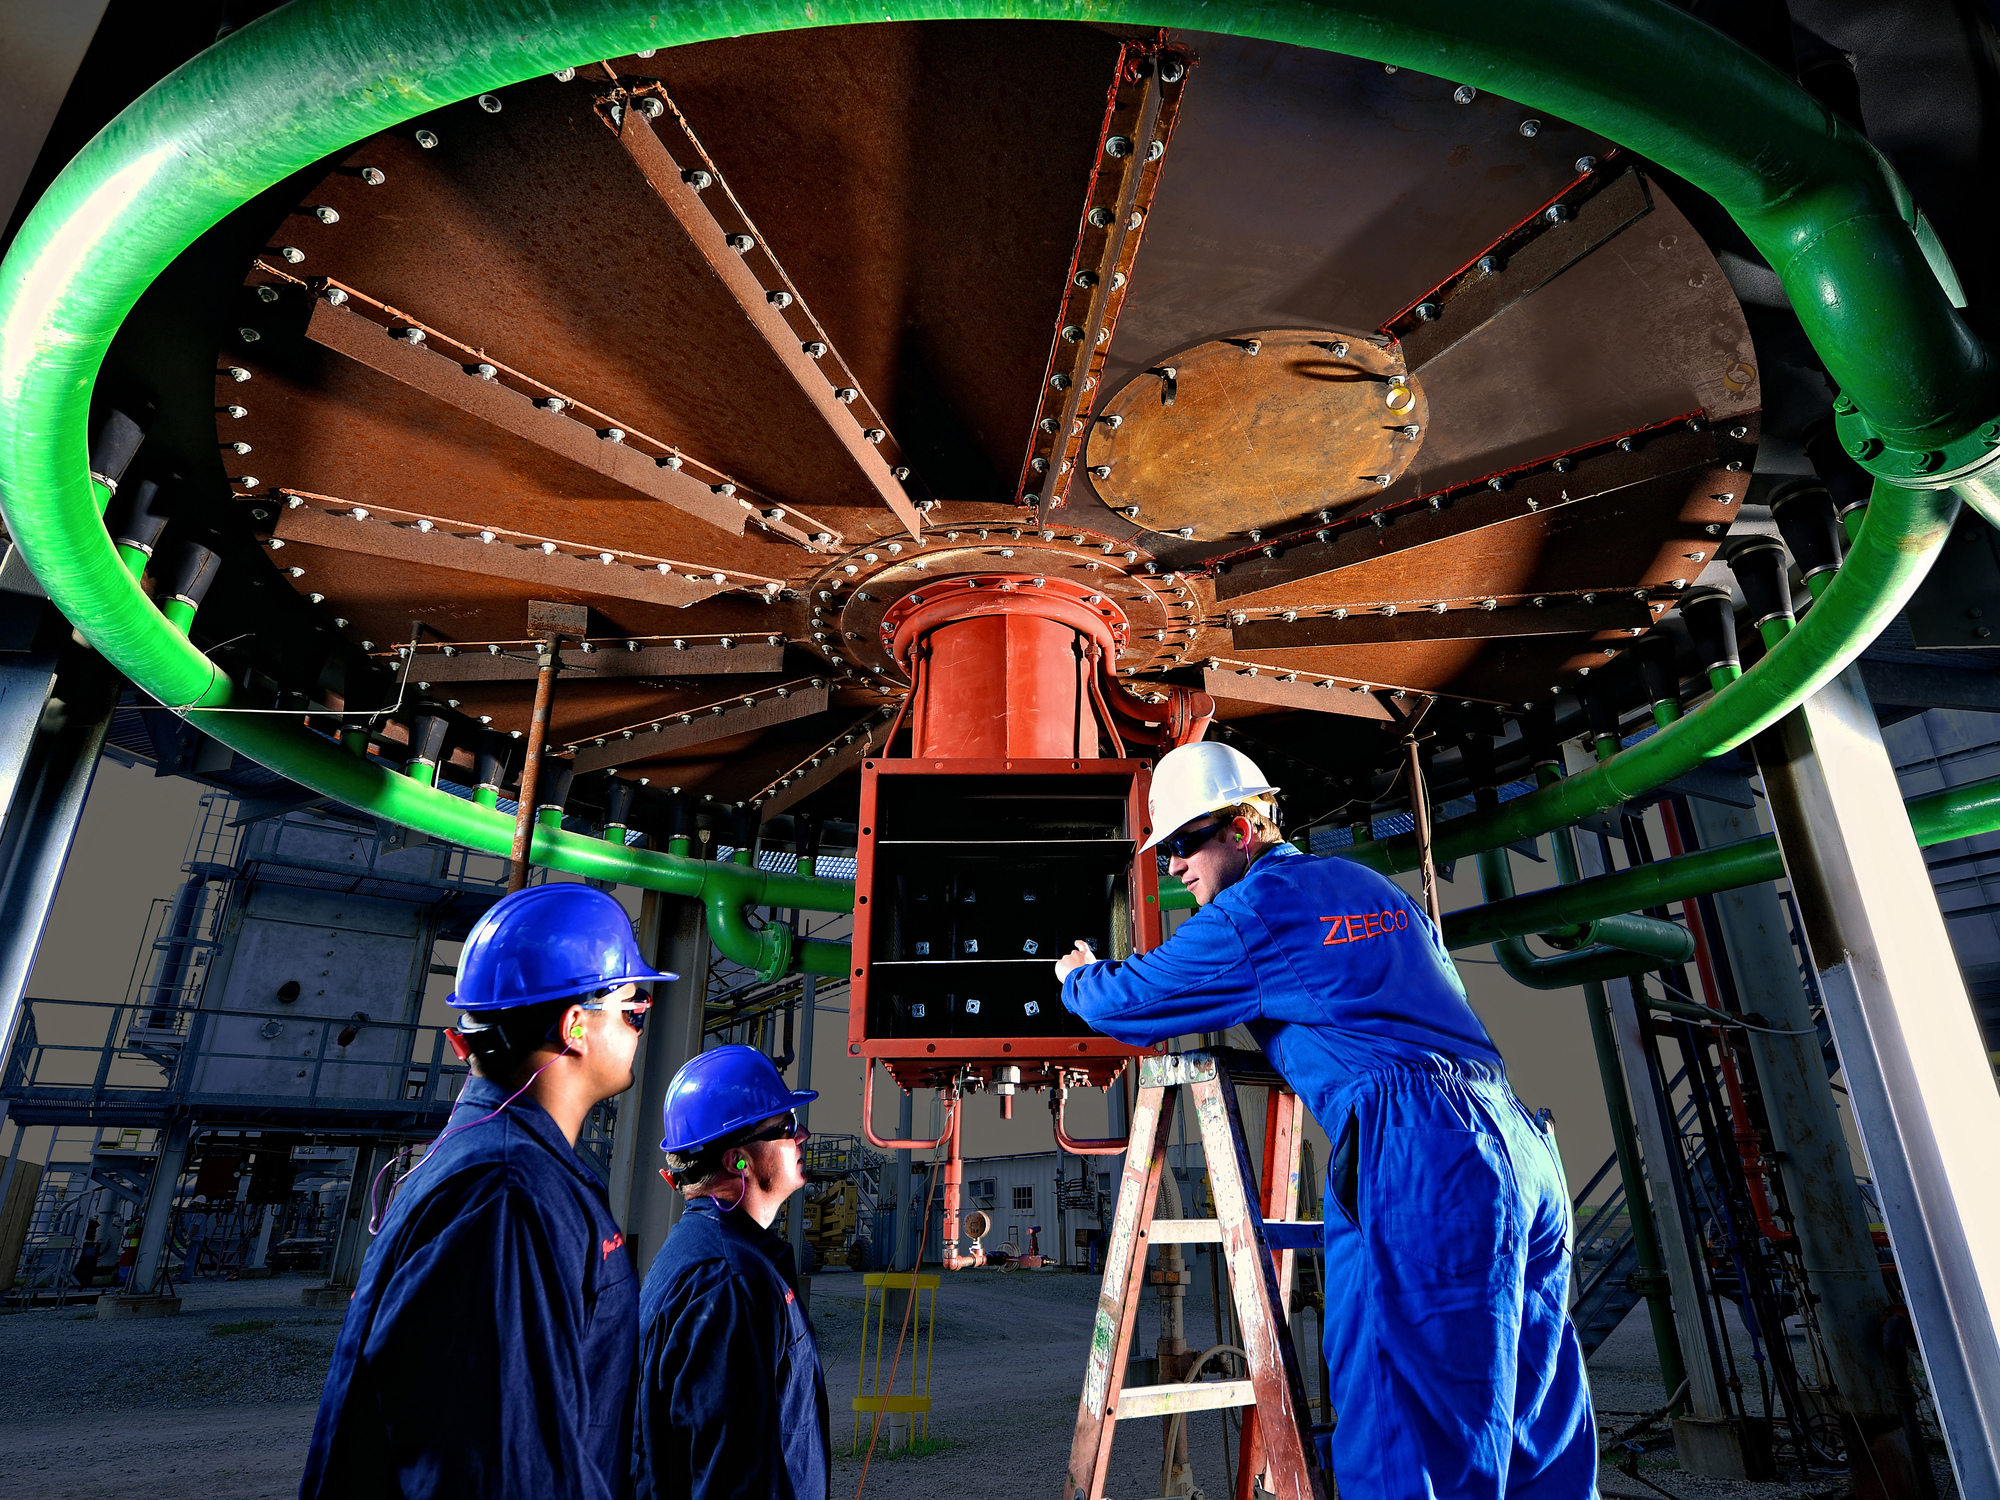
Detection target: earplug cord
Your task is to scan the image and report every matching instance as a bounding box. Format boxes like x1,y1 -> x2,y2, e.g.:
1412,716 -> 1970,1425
367,1040 -> 572,1234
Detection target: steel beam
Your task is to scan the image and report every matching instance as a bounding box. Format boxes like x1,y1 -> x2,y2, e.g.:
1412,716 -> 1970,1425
605,96 -> 922,539
131,1118 -> 191,1294
1757,664 -> 2000,1500
1199,668 -> 1395,721
563,685 -> 828,776
1386,165 -> 1655,373
407,642 -> 783,684
1214,418 -> 1750,601
0,649 -> 112,1085
750,712 -> 891,817
302,299 -> 751,534
1232,597 -> 1649,649
271,493 -> 739,609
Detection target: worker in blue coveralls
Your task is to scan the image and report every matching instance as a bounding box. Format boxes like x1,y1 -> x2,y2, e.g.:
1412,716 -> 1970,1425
633,1045 -> 830,1500
1056,742 -> 1596,1500
301,883 -> 675,1500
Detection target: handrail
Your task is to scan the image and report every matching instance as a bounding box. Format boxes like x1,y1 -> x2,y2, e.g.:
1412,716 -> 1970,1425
2,0 -> 1996,980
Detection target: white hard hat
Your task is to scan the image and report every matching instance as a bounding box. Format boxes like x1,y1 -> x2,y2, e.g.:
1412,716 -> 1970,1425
1141,742 -> 1279,853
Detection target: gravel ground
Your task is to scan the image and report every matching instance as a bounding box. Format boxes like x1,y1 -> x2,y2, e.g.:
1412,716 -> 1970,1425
0,1264 -> 1963,1499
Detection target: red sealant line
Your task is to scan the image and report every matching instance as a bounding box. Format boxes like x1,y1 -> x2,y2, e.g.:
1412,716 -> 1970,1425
1661,805 -> 1791,1247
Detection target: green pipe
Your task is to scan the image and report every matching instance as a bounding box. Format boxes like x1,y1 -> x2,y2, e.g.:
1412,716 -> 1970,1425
1706,665 -> 1742,694
1475,847 -> 1692,987
474,786 -> 499,810
0,0 -> 1993,977
1447,770 -> 2000,950
115,544 -> 148,581
1584,976 -> 1690,1412
536,806 -> 564,829
406,762 -> 437,787
160,599 -> 194,635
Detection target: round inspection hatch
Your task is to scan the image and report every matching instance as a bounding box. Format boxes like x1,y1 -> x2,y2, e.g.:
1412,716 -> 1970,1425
1085,329 -> 1426,543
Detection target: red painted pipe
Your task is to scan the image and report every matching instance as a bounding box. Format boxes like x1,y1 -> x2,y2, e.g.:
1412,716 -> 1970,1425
1052,1081 -> 1129,1156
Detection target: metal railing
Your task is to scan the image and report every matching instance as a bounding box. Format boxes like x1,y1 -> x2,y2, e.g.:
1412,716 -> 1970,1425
3,995 -> 470,1113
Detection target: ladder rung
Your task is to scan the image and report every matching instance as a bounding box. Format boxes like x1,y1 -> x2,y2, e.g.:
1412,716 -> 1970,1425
1117,1379 -> 1256,1419
1146,1218 -> 1325,1251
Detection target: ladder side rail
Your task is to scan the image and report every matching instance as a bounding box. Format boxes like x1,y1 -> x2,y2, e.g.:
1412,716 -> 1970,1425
1195,1060 -> 1325,1500
1238,1085 -> 1311,1500
1064,1072 -> 1178,1500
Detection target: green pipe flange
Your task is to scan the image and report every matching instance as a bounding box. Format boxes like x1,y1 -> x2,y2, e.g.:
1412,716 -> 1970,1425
2,0 -> 1997,973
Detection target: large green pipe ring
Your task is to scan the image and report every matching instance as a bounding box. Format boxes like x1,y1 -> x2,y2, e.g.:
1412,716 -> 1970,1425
3,0 -> 1996,976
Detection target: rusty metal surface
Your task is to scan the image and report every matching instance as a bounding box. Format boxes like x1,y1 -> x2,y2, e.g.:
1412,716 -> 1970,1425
186,19 -> 1766,813
1086,329 -> 1424,541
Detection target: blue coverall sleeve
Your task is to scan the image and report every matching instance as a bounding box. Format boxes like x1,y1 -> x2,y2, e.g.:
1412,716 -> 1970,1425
1061,905 -> 1263,1044
359,1173 -> 620,1500
640,1264 -> 795,1500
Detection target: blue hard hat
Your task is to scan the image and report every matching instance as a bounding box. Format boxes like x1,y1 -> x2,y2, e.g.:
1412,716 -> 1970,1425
661,1045 -> 817,1154
450,884 -> 676,1012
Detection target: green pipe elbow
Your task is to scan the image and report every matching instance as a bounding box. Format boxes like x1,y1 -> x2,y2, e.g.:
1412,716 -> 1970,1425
1474,848 -> 1689,989
160,599 -> 195,635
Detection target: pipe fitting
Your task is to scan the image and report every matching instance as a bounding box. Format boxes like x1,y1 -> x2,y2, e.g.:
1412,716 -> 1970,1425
1676,586 -> 1740,675
1726,537 -> 1795,630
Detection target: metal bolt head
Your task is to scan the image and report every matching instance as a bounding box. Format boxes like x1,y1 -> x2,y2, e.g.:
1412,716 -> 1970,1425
768,289 -> 794,309
1147,140 -> 1165,161
1520,119 -> 1540,138
472,362 -> 496,380
727,233 -> 755,252
863,428 -> 886,443
1415,301 -> 1441,322
1477,255 -> 1501,275
638,97 -> 665,119
256,285 -> 279,303
1088,207 -> 1113,228
551,67 -> 576,82
835,386 -> 859,403
1061,324 -> 1085,343
1091,466 -> 1112,480
1914,449 -> 1946,473
227,366 -> 251,382
1106,135 -> 1133,158
1543,204 -> 1568,225
225,404 -> 247,419
1177,527 -> 1195,539
1726,424 -> 1749,440
361,167 -> 386,186
1453,85 -> 1478,104
414,129 -> 438,149
1574,155 -> 1596,174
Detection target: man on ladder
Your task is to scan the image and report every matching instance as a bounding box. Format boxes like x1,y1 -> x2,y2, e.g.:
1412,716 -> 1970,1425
1057,742 -> 1595,1499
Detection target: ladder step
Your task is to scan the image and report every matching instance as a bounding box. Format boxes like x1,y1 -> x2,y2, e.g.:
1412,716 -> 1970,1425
1147,1218 -> 1324,1251
1117,1379 -> 1256,1419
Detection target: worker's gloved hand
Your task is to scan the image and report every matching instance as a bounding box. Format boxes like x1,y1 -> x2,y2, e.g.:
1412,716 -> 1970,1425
1054,939 -> 1100,983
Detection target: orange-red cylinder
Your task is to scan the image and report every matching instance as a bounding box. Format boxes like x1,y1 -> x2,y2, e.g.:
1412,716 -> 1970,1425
912,612 -> 1091,759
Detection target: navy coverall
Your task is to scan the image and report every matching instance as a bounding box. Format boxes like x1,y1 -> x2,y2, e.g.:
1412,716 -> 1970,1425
301,1077 -> 638,1500
1063,842 -> 1595,1500
634,1197 -> 830,1500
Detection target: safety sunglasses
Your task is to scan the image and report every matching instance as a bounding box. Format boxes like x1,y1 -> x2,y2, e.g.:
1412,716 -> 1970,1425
579,987 -> 652,1033
1158,816 -> 1233,860
738,1111 -> 810,1147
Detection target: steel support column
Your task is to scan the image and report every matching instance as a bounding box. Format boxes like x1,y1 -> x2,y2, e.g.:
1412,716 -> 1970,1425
1757,665 -> 2000,1500
1686,798 -> 1909,1451
607,887 -> 711,1267
327,1143 -> 385,1289
130,1118 -> 192,1294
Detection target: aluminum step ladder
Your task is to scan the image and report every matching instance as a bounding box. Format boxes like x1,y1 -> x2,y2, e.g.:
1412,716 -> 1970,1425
1065,1048 -> 1330,1500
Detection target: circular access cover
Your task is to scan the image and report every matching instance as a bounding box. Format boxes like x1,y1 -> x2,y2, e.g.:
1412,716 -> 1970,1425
1084,329 -> 1427,543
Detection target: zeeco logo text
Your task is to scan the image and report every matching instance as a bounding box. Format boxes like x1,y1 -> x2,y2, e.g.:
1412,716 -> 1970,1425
1320,910 -> 1410,946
